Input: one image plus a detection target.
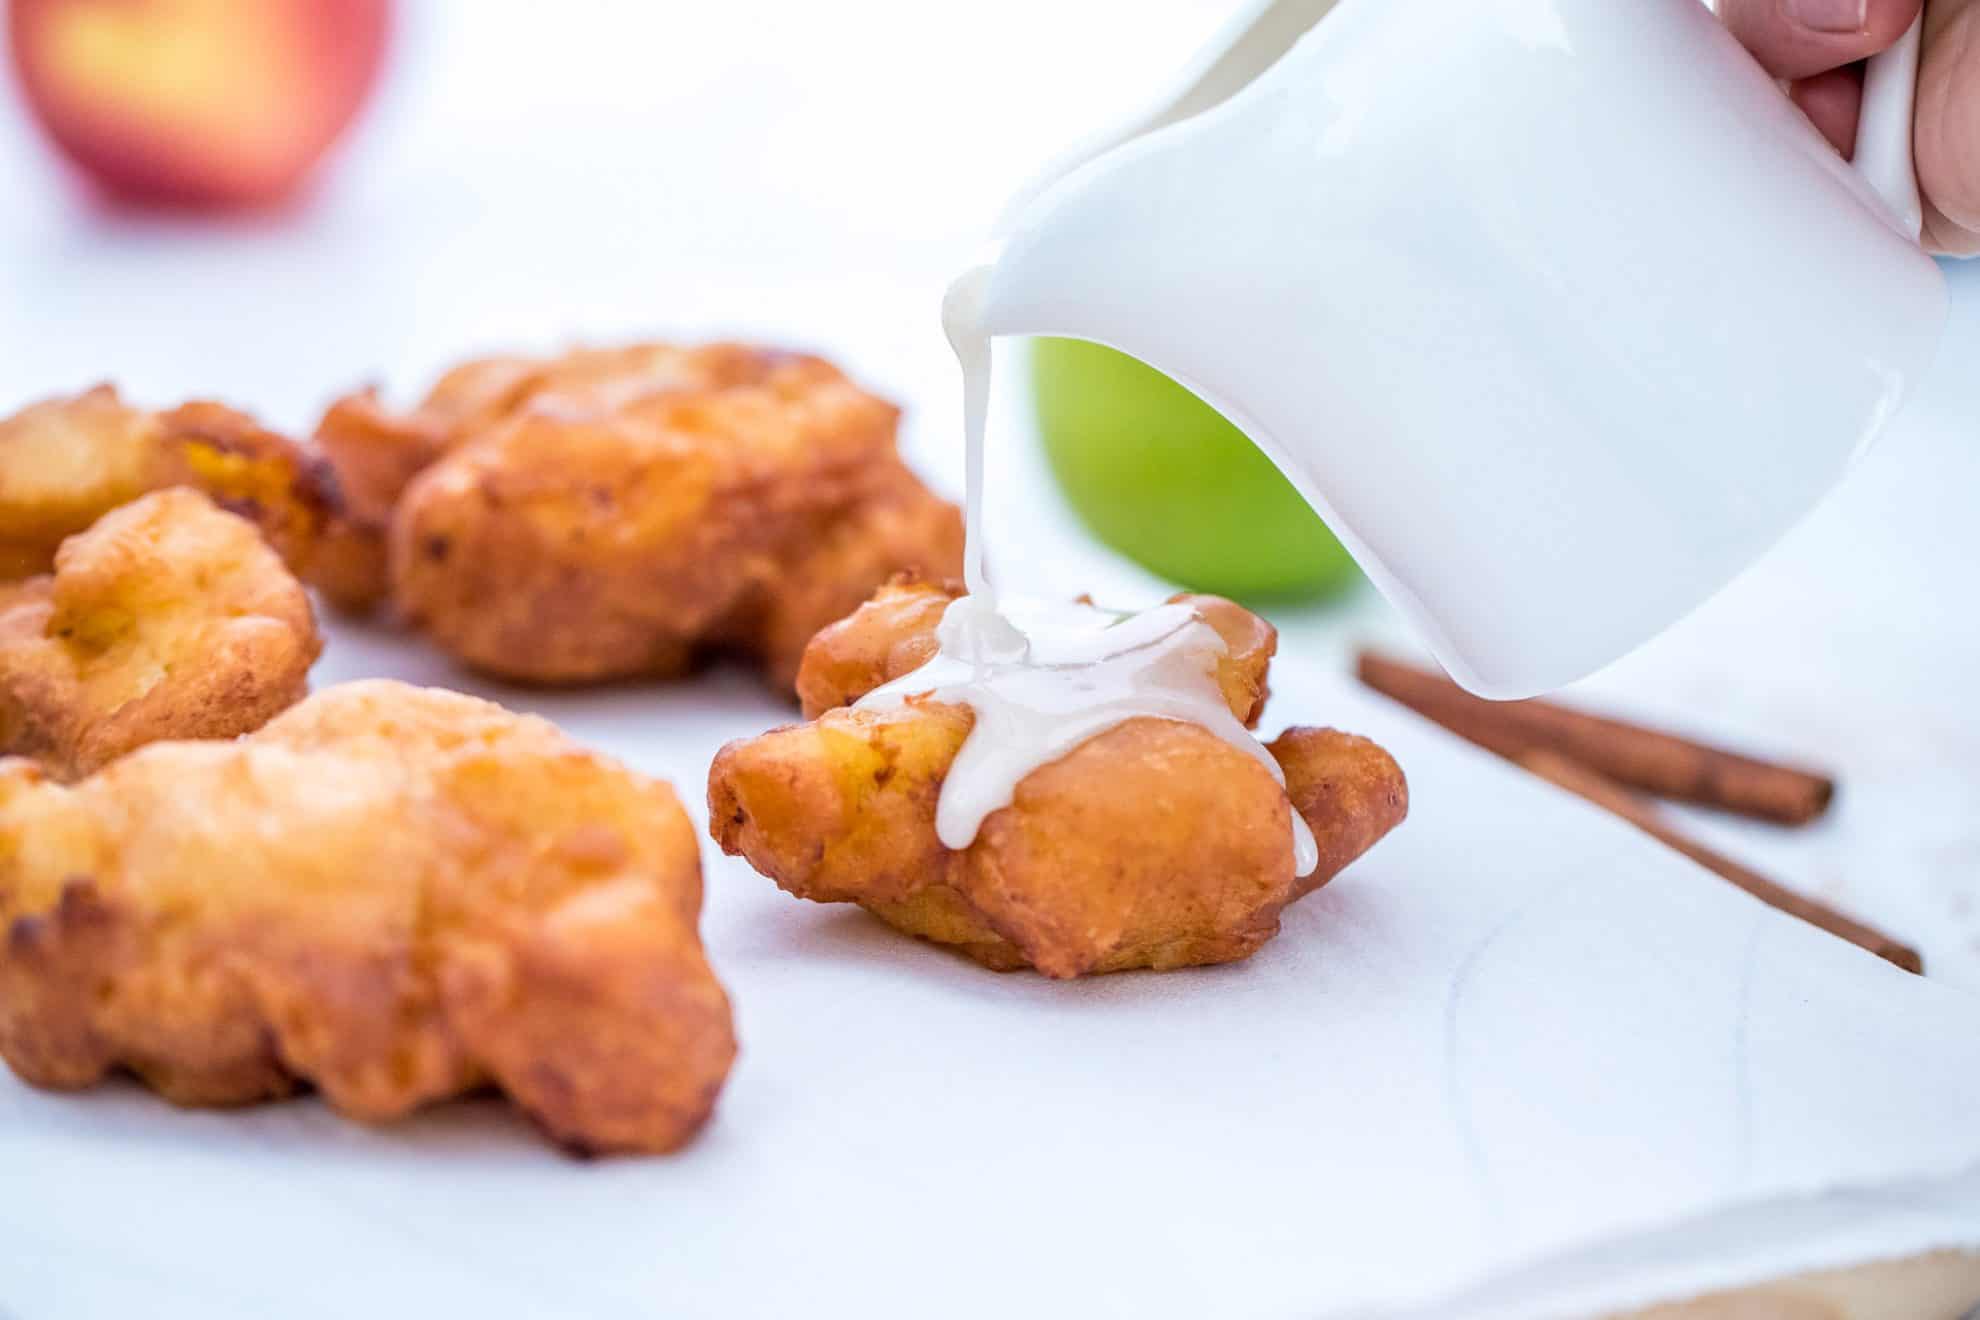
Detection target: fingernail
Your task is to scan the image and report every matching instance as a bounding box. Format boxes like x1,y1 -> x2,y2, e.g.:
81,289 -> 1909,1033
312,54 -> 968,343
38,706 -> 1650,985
1786,0 -> 1867,34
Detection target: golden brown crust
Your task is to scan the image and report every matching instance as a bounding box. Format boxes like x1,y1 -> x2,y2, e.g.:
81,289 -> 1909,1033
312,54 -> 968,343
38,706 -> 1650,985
155,401 -> 340,575
794,577 -> 960,719
1275,726 -> 1411,899
312,346 -> 798,532
386,347 -> 903,682
313,343 -> 963,688
1189,593 -> 1278,729
724,464 -> 965,694
315,345 -> 819,548
311,385 -> 454,526
0,680 -> 735,1155
0,489 -> 321,780
0,385 -> 378,611
710,586 -> 1403,977
0,385 -> 164,575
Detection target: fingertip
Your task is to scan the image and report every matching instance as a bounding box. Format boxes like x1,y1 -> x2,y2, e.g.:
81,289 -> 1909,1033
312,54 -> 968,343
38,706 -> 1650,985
1861,0 -> 1927,51
1915,0 -> 1980,251
1921,206 -> 1980,257
1721,0 -> 1923,80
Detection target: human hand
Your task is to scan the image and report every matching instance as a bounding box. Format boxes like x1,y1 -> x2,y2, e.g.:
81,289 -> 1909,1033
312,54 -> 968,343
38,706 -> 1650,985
1721,0 -> 1980,253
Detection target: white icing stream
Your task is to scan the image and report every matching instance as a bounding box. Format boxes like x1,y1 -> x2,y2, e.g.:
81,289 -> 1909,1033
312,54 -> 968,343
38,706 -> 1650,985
942,264 -> 997,607
855,264 -> 1317,876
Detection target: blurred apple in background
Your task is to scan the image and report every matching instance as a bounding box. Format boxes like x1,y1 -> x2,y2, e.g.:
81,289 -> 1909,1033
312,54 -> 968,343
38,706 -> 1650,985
1032,338 -> 1361,603
8,0 -> 389,208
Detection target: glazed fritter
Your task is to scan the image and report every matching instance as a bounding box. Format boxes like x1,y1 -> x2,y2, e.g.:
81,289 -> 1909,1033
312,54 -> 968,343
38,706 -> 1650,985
710,580 -> 1407,977
0,384 -> 378,609
0,680 -> 736,1155
0,489 -> 321,781
313,343 -> 964,686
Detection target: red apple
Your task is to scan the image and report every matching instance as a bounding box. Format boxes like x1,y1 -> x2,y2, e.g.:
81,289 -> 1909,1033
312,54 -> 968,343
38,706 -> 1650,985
9,0 -> 390,208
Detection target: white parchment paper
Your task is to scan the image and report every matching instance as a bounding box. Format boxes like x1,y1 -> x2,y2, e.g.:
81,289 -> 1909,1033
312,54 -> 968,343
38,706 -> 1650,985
2,620 -> 1974,1320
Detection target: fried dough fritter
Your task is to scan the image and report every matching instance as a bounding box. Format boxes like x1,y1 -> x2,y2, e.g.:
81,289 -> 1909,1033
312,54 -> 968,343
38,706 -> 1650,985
0,489 -> 321,781
716,461 -> 966,691
313,343 -> 964,687
314,345 -> 793,522
709,581 -> 1407,977
0,384 -> 378,610
0,680 -> 736,1155
790,575 -> 955,719
311,348 -> 785,612
0,386 -> 158,577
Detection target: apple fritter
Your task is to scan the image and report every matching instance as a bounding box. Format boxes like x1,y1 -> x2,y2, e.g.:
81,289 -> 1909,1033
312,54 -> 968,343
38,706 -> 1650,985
313,343 -> 964,686
0,385 -> 159,578
709,581 -> 1406,977
715,462 -> 966,691
0,680 -> 736,1155
312,348 -> 791,613
0,488 -> 320,781
0,384 -> 377,609
314,344 -> 796,523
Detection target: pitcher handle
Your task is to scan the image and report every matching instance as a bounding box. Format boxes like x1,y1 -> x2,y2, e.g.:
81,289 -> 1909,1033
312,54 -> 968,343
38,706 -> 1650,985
1854,13 -> 1925,239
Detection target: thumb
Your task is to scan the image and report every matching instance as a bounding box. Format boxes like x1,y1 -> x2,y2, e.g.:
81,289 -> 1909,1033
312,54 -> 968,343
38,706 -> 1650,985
1719,0 -> 1923,79
1918,0 -> 1980,254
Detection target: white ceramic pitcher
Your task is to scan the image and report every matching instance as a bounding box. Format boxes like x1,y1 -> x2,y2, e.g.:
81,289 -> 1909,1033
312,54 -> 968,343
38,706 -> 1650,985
981,0 -> 1948,698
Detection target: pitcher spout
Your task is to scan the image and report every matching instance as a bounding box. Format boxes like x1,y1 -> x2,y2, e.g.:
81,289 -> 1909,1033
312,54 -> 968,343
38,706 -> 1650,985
976,162 -> 1197,352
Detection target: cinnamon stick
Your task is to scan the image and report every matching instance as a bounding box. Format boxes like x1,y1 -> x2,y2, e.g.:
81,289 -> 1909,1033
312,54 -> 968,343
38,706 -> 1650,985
1355,652 -> 1834,825
1520,750 -> 1921,974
